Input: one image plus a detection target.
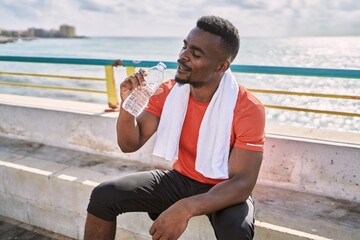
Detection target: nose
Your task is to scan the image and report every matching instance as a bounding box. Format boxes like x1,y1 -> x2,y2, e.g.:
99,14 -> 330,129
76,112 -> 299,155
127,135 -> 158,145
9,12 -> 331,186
179,48 -> 190,61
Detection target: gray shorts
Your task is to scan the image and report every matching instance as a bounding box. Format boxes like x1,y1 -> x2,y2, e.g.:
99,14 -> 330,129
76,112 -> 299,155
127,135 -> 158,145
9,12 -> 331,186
87,169 -> 255,239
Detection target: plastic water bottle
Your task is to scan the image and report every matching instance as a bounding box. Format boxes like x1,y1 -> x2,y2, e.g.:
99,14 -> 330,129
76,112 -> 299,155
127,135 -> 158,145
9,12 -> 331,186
122,62 -> 167,116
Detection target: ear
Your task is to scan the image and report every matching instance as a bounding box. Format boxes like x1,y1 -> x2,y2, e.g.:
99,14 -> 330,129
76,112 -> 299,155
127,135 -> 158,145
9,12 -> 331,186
217,60 -> 230,73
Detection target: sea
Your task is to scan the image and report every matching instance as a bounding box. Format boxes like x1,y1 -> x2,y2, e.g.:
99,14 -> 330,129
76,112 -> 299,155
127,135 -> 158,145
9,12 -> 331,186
0,36 -> 359,133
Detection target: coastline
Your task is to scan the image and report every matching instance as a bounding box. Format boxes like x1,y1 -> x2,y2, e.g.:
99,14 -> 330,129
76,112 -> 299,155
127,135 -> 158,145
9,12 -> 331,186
0,36 -> 18,44
0,36 -> 38,44
0,36 -> 87,44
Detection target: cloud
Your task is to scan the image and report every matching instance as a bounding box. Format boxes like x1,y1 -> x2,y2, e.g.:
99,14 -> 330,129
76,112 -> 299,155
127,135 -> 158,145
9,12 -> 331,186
328,0 -> 360,11
283,0 -> 360,36
0,0 -> 52,20
77,0 -> 119,13
0,0 -> 359,37
222,0 -> 267,9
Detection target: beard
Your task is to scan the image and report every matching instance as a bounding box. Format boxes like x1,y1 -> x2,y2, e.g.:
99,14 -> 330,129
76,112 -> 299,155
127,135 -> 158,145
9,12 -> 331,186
175,76 -> 204,88
174,76 -> 189,85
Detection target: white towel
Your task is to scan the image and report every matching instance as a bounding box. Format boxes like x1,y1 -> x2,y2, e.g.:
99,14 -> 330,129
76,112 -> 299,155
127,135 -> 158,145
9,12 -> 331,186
153,70 -> 239,179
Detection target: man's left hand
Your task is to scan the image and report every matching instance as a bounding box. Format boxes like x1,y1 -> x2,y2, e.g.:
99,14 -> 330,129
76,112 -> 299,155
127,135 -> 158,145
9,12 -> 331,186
149,202 -> 190,240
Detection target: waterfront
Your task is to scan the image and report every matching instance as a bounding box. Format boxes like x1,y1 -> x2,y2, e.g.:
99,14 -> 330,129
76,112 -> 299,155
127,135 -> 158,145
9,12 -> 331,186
0,36 -> 359,133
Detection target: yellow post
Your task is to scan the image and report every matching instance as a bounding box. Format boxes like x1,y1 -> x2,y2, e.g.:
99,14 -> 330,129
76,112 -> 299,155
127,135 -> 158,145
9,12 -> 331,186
104,66 -> 119,111
126,66 -> 136,76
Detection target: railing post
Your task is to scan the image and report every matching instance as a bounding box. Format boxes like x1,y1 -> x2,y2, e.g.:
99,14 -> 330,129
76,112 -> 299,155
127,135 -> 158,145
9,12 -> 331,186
122,66 -> 135,112
104,66 -> 119,111
126,66 -> 136,76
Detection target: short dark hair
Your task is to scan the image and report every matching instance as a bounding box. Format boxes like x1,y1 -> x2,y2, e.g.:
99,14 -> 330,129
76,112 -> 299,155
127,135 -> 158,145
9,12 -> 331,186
197,16 -> 240,62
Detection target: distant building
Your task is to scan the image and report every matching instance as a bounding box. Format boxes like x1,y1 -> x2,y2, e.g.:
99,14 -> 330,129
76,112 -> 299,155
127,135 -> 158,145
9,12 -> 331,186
28,28 -> 46,38
0,29 -> 24,38
59,25 -> 75,38
1,25 -> 78,38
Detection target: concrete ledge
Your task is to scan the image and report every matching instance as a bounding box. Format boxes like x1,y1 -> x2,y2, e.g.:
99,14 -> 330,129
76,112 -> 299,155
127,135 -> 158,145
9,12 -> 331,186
1,136 -> 359,240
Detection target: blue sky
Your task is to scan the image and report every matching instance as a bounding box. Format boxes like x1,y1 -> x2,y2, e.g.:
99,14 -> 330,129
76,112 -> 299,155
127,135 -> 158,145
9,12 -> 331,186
1,0 -> 359,37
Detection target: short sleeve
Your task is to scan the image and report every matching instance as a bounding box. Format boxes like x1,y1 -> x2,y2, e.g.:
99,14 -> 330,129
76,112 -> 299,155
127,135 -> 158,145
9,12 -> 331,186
232,87 -> 266,152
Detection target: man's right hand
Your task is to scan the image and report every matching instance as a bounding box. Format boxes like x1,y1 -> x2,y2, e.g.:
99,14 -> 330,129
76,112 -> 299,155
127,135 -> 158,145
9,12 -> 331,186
120,69 -> 146,102
117,69 -> 161,152
120,69 -> 164,104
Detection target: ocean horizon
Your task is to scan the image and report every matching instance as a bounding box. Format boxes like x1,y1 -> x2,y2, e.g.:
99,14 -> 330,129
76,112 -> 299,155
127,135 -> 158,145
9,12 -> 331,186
0,36 -> 359,133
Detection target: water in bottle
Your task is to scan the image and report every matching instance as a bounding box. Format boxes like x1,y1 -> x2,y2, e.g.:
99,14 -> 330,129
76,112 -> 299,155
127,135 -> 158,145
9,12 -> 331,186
122,62 -> 167,116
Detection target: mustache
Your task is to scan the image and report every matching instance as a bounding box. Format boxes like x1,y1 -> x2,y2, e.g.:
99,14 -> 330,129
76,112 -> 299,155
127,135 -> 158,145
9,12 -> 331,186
177,59 -> 191,71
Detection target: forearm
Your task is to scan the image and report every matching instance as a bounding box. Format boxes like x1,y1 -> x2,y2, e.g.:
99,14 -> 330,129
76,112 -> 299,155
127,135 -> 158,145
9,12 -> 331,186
116,107 -> 141,152
177,176 -> 254,218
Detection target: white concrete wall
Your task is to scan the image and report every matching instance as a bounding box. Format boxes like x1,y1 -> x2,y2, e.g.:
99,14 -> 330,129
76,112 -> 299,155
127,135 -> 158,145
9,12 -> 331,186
1,94 -> 359,202
259,135 -> 360,202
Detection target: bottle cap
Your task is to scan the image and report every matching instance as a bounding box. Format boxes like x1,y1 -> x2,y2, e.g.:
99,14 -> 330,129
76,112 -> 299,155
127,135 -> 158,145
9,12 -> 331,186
157,62 -> 167,70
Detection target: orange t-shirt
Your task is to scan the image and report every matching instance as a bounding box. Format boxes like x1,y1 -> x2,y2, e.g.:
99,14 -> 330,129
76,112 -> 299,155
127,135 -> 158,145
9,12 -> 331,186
145,80 -> 265,185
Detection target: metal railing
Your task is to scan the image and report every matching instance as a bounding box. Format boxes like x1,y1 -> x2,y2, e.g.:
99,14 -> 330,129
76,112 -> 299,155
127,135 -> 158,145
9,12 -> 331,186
0,56 -> 359,116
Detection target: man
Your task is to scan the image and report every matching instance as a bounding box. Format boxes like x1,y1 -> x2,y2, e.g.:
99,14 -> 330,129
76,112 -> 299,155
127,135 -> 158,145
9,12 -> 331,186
84,15 -> 265,240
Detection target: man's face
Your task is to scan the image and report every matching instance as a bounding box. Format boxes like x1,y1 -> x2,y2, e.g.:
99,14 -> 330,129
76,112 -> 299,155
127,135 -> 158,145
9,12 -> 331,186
175,27 -> 225,88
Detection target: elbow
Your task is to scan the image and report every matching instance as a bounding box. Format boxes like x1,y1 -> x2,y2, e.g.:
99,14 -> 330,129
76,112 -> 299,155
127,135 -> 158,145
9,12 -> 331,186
237,185 -> 254,203
118,145 -> 131,153
118,144 -> 133,153
117,138 -> 139,153
231,176 -> 258,202
117,140 -> 131,153
117,137 -> 128,152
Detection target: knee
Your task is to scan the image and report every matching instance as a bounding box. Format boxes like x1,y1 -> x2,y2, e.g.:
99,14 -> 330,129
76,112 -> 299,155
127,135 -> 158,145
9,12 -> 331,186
235,220 -> 254,240
89,181 -> 116,204
212,213 -> 254,240
87,181 -> 120,222
209,199 -> 255,240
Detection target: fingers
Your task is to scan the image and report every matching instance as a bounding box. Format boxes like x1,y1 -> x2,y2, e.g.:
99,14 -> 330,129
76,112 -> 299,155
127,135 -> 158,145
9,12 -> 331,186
149,223 -> 171,240
119,69 -> 147,102
149,223 -> 156,235
149,223 -> 161,240
123,70 -> 145,91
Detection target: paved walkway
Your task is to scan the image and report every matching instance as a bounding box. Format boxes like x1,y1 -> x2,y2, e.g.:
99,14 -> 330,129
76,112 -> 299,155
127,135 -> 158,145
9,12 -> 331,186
0,216 -> 73,240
